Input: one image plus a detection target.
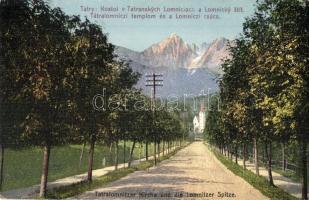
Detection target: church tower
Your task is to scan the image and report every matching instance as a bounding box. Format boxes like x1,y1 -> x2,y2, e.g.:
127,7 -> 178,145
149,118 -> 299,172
198,103 -> 205,133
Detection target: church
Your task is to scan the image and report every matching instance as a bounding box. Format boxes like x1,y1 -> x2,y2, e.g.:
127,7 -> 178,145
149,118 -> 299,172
193,104 -> 206,134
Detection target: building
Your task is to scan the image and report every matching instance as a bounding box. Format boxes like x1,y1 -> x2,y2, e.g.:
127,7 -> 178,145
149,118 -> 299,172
193,116 -> 199,133
193,104 -> 206,134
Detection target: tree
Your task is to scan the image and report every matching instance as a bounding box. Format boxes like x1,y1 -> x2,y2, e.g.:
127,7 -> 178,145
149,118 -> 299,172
245,0 -> 308,191
0,0 -> 81,197
22,3 -> 77,197
0,0 -> 34,190
69,17 -> 118,181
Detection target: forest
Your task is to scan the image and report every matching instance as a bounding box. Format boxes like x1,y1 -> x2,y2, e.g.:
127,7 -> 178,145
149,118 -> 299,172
0,0 -> 187,197
205,0 -> 308,199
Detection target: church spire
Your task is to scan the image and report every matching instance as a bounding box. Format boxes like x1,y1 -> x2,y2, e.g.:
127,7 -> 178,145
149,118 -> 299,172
200,103 -> 205,112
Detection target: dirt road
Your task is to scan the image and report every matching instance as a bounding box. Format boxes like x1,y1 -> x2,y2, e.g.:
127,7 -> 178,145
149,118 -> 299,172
76,142 -> 268,200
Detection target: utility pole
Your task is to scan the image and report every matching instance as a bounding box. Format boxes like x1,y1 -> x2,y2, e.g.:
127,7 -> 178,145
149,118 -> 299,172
145,73 -> 163,166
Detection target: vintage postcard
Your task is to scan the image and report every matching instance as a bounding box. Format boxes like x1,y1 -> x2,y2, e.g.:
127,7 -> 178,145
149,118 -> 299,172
0,0 -> 308,199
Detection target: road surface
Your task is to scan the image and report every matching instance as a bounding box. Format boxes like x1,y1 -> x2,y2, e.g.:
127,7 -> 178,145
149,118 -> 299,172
75,142 -> 268,200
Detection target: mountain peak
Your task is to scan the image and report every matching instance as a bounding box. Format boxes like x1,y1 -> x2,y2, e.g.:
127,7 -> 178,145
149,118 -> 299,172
169,33 -> 180,39
165,33 -> 183,44
216,37 -> 228,41
115,34 -> 230,74
142,33 -> 196,68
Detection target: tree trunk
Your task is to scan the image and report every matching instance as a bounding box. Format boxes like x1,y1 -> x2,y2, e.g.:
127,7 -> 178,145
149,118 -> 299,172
170,141 -> 172,151
228,146 -> 232,160
123,140 -> 126,168
87,136 -> 95,182
282,142 -> 286,171
0,144 -> 4,191
157,141 -> 160,160
227,146 -> 230,159
252,143 -> 255,165
254,138 -> 259,176
115,140 -> 119,170
154,141 -> 157,166
139,143 -> 142,162
145,141 -> 148,161
243,144 -> 246,169
235,145 -> 238,164
39,145 -> 51,198
109,143 -> 113,164
262,146 -> 266,164
162,141 -> 165,156
167,141 -> 170,154
265,141 -> 274,186
79,142 -> 86,168
128,140 -> 136,167
301,140 -> 308,200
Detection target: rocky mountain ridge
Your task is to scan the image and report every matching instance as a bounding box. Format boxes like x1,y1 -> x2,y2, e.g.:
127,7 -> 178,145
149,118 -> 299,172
113,33 -> 231,97
115,33 -> 230,74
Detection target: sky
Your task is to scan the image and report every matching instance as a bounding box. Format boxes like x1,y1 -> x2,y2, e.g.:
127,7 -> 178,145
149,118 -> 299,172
50,0 -> 257,51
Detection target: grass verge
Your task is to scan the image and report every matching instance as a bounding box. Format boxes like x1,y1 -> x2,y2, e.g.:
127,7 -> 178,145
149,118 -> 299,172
46,142 -> 191,199
2,141 -> 159,191
206,144 -> 298,200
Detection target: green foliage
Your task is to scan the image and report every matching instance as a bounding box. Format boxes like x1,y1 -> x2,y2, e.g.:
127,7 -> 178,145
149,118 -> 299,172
208,145 -> 297,200
0,0 -> 188,194
206,0 -> 308,197
205,94 -> 223,145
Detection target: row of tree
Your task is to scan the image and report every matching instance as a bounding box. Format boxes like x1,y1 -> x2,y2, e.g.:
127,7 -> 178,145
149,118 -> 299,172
0,0 -> 186,197
206,0 -> 308,199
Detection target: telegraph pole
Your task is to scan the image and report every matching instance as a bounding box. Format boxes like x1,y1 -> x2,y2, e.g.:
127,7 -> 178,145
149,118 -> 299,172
145,73 -> 163,166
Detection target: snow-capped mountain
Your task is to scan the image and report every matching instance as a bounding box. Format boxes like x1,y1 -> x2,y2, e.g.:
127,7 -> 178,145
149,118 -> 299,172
142,33 -> 197,68
189,37 -> 230,74
115,33 -> 230,74
114,33 -> 231,97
